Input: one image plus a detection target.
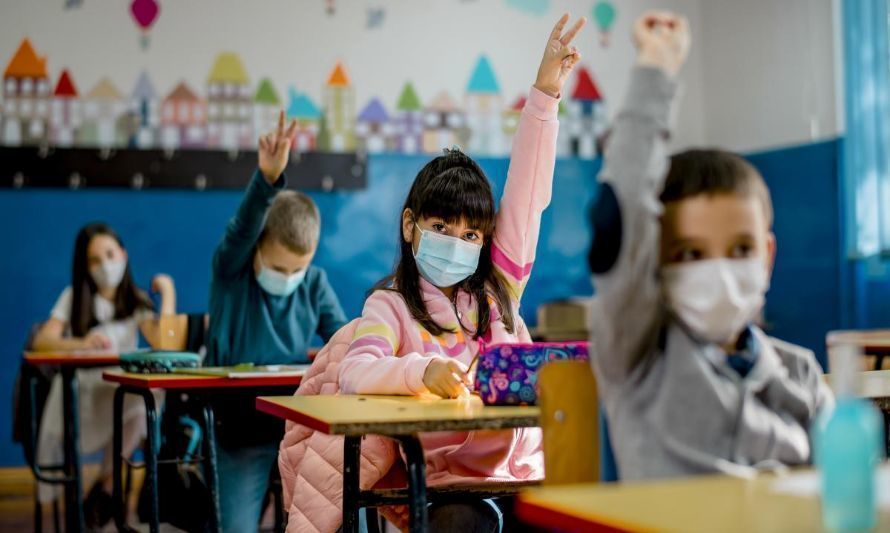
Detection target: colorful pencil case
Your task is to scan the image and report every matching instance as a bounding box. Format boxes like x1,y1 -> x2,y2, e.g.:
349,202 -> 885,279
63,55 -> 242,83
120,351 -> 201,374
472,342 -> 589,406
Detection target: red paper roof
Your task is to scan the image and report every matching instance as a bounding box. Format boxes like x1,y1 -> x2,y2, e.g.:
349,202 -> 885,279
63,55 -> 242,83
54,69 -> 78,97
571,66 -> 602,102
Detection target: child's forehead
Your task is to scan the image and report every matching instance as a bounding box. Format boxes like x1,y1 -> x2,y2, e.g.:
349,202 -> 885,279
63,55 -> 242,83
419,213 -> 485,230
662,193 -> 769,237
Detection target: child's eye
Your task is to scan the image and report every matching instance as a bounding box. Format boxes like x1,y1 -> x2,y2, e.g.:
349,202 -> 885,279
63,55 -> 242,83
463,232 -> 481,242
675,248 -> 703,262
730,244 -> 754,258
432,223 -> 447,234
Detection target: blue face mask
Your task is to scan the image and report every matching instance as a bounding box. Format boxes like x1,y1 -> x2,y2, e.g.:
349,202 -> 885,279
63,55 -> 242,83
255,251 -> 307,297
413,224 -> 482,288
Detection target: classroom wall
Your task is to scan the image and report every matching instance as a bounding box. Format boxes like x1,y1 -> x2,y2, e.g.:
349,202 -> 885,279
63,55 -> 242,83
699,0 -> 839,153
0,0 -> 707,150
0,0 -> 857,469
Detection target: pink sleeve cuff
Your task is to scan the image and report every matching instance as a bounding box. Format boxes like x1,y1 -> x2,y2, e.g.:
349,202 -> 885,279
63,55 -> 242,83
405,355 -> 443,395
525,86 -> 560,121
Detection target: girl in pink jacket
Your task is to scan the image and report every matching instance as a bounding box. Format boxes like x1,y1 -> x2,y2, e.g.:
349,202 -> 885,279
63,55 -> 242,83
338,14 -> 586,530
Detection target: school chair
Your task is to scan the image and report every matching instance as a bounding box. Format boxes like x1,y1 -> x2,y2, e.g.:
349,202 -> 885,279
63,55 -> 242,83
538,360 -> 603,484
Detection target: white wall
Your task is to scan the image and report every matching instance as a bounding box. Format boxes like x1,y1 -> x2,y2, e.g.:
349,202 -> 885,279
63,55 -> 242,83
0,0 -> 841,153
699,0 -> 839,152
0,0 -> 706,148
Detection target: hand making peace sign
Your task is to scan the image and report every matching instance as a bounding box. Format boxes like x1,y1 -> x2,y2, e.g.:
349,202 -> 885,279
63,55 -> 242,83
534,13 -> 587,98
258,109 -> 298,184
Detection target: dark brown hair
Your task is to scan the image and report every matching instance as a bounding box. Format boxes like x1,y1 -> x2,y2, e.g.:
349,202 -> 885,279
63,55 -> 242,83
70,223 -> 153,337
371,149 -> 516,339
662,149 -> 773,226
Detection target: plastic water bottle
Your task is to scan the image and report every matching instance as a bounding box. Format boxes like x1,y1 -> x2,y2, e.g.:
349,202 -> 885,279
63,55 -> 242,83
814,344 -> 883,531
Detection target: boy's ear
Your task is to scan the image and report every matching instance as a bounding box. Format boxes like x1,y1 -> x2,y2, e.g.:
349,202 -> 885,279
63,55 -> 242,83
402,208 -> 415,243
765,231 -> 777,276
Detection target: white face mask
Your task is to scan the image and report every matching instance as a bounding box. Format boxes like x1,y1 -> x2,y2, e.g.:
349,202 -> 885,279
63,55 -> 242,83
661,258 -> 769,345
90,259 -> 127,290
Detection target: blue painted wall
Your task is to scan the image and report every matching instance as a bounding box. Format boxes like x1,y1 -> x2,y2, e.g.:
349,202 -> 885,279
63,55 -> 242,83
0,155 -> 599,466
0,140 -> 853,466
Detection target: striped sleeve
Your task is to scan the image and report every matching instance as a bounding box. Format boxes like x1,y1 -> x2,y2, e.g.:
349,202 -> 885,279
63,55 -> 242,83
491,86 -> 559,303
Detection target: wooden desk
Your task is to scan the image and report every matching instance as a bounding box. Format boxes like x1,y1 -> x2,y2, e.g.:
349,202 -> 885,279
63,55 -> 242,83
23,350 -> 120,533
256,395 -> 540,533
517,468 -> 890,532
827,329 -> 890,370
103,371 -> 304,533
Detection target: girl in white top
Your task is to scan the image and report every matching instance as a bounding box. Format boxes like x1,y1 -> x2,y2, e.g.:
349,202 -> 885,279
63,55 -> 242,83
32,222 -> 176,529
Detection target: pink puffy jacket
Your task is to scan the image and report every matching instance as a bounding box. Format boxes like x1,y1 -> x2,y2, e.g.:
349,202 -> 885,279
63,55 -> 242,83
278,320 -> 408,533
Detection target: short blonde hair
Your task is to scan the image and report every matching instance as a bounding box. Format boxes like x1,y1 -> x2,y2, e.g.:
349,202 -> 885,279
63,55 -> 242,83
261,191 -> 320,254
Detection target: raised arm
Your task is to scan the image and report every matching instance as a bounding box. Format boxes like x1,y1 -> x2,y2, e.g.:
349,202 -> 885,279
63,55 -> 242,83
213,111 -> 297,279
492,14 -> 585,303
139,274 -> 176,348
589,12 -> 689,382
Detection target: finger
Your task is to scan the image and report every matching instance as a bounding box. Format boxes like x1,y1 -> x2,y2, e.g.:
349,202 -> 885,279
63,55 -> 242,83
259,136 -> 269,153
285,119 -> 298,141
549,13 -> 570,42
560,16 -> 587,46
277,109 -> 285,136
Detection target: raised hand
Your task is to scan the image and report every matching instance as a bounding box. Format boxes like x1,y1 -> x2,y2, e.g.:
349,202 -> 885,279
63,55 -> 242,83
258,110 -> 298,184
535,13 -> 587,98
634,10 -> 691,78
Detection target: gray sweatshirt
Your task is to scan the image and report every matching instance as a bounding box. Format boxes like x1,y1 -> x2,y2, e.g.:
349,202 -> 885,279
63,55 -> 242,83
589,66 -> 835,481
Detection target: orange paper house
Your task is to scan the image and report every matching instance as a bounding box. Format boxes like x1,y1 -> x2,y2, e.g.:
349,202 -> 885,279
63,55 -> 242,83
319,62 -> 355,151
2,38 -> 51,145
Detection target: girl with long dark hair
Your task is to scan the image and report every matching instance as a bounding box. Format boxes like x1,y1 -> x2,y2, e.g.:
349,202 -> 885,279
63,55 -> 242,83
33,222 -> 176,529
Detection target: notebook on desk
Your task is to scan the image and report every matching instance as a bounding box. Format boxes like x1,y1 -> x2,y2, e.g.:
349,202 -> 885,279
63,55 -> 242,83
173,364 -> 310,378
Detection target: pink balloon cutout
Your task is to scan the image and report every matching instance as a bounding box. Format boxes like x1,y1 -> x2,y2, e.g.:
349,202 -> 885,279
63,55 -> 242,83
131,0 -> 159,30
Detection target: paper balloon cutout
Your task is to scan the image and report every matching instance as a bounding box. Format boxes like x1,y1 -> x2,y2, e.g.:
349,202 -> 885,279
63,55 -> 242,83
131,0 -> 160,49
593,1 -> 617,47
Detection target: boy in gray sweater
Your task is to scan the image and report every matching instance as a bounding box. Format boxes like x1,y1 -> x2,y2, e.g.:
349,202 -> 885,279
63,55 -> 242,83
589,10 -> 834,480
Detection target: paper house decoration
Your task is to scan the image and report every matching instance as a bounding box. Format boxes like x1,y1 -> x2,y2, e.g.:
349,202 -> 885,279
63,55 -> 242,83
50,69 -> 80,147
465,55 -> 504,155
566,65 -> 605,159
2,39 -> 51,146
206,52 -> 253,149
160,81 -> 206,149
422,91 -> 466,154
128,71 -> 159,148
253,77 -> 281,143
320,62 -> 355,152
77,78 -> 126,147
356,97 -> 393,153
393,81 -> 422,154
501,95 -> 526,137
286,88 -> 321,153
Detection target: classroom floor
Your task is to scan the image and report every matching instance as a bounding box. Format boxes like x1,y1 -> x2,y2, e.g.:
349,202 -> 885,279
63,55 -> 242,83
0,464 -> 279,532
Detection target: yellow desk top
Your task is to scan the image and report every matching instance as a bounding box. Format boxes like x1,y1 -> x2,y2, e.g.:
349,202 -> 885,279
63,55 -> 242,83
517,468 -> 890,533
255,394 -> 540,436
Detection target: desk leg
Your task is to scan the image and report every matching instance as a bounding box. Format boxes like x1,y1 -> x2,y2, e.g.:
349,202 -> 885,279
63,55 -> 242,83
60,366 -> 85,533
112,386 -> 128,532
201,401 -> 222,532
343,436 -> 362,533
139,388 -> 161,533
395,435 -> 429,533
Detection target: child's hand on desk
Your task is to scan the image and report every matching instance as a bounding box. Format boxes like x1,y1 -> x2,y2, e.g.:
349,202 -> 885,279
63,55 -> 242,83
634,10 -> 691,78
423,359 -> 471,399
258,110 -> 298,184
83,331 -> 112,350
534,13 -> 587,98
